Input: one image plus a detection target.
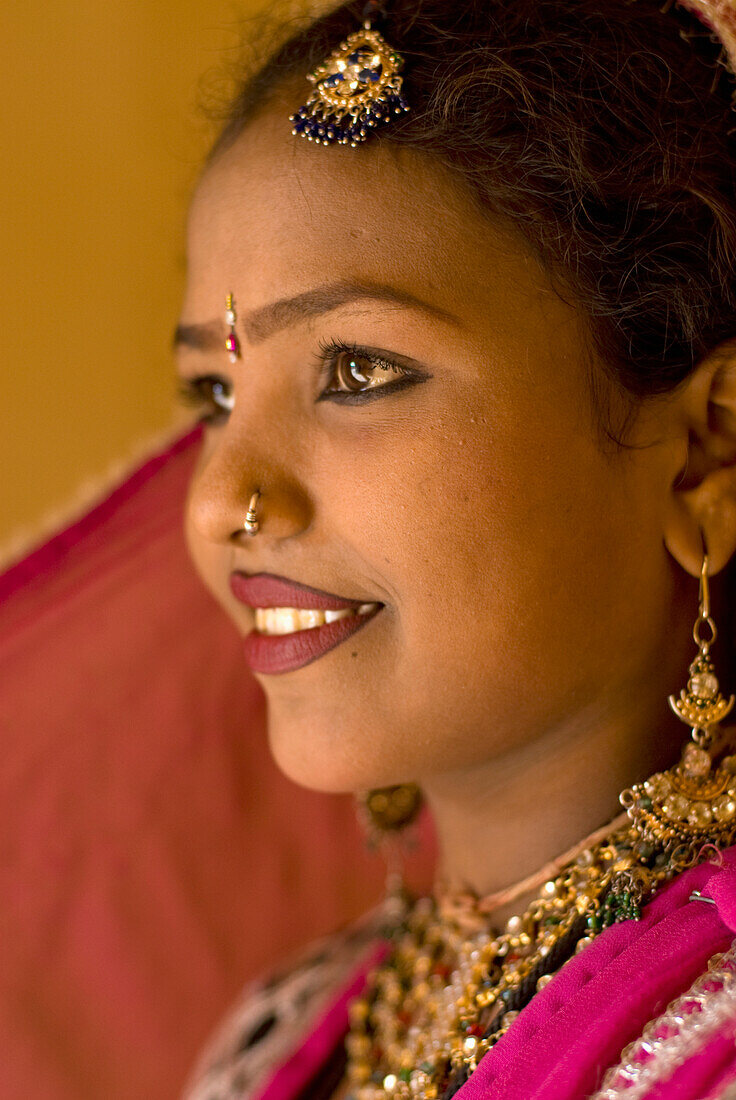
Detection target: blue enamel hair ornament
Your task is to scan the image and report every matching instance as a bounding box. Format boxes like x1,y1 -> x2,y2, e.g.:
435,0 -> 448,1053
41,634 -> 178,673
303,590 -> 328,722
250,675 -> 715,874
289,7 -> 409,147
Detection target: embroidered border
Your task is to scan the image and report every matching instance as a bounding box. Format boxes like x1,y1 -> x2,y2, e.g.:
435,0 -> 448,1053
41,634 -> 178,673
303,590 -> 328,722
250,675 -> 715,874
590,940 -> 736,1099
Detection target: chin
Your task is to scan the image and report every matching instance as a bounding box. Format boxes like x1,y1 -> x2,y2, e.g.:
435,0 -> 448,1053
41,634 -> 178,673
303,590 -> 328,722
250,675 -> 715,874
267,732 -> 364,794
265,707 -> 409,795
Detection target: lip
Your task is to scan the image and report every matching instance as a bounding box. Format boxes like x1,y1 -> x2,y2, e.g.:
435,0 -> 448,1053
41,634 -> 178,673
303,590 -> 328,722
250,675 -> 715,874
229,571 -> 373,611
243,608 -> 381,674
229,572 -> 384,675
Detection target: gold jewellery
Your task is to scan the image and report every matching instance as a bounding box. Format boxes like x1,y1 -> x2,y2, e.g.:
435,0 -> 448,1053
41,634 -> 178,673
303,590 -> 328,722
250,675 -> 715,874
244,491 -> 261,537
621,550 -> 736,853
225,293 -> 241,363
289,1 -> 409,146
344,548 -> 736,1100
358,785 -> 423,838
346,813 -> 664,1100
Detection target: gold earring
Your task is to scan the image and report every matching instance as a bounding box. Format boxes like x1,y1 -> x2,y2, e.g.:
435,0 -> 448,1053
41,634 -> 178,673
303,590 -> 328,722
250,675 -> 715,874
356,785 -> 424,912
357,784 -> 423,839
244,491 -> 260,536
621,548 -> 736,860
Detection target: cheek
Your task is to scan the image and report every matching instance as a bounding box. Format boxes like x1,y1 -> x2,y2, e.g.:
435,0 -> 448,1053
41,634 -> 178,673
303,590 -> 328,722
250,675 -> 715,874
323,403 -> 615,617
306,410 -> 649,766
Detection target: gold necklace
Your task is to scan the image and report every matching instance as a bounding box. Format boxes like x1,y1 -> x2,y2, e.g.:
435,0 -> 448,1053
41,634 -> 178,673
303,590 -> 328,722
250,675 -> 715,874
344,812 -> 685,1100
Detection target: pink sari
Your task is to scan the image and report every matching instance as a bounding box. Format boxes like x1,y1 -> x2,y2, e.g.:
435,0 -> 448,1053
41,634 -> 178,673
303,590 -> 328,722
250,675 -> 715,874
253,850 -> 736,1100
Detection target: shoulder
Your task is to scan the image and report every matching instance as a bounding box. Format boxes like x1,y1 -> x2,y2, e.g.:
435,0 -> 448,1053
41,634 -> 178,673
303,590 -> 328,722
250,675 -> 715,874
181,908 -> 385,1100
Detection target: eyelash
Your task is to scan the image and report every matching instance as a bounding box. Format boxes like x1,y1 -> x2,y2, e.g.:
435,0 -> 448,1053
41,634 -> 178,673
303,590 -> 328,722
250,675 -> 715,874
177,376 -> 233,425
176,339 -> 423,424
314,338 -> 421,404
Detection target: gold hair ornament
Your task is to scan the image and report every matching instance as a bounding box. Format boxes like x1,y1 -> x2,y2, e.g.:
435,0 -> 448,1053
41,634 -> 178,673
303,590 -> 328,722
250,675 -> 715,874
289,2 -> 409,146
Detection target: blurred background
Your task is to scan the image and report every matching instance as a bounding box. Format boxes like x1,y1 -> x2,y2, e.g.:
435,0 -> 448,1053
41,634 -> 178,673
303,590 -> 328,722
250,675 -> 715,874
1,0 -> 259,563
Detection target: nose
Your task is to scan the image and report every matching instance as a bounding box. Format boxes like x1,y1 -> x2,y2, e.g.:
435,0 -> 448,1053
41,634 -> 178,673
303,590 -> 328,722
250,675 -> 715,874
186,422 -> 313,546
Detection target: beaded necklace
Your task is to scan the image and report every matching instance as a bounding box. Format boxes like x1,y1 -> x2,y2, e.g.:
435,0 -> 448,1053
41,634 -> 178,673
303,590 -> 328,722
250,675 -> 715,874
343,812 -> 690,1100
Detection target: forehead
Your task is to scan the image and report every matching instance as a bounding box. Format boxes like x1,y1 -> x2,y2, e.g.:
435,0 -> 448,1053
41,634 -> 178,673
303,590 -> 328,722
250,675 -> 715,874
185,104 -> 553,326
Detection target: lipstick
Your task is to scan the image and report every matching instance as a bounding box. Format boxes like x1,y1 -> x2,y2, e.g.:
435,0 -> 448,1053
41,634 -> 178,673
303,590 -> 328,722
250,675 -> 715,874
229,572 -> 382,674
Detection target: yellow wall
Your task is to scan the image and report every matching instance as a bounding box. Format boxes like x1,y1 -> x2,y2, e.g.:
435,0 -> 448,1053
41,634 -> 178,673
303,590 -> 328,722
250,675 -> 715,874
1,1 -> 276,564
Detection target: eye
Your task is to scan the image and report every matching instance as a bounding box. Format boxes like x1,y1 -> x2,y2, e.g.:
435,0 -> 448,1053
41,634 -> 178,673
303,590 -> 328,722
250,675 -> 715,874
328,349 -> 401,393
317,339 -> 425,402
177,374 -> 234,424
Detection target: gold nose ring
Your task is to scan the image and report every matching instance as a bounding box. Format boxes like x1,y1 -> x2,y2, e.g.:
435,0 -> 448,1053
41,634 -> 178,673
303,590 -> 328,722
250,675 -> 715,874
244,491 -> 261,536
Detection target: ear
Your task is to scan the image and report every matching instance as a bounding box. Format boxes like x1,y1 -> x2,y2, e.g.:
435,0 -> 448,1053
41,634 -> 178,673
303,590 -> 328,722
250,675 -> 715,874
664,339 -> 736,578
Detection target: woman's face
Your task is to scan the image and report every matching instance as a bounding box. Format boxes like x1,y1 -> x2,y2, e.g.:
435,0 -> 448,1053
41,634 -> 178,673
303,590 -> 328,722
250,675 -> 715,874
180,102 -> 690,793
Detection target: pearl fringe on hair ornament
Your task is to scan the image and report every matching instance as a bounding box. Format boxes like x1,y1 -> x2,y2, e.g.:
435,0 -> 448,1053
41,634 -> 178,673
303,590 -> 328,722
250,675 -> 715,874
289,15 -> 409,146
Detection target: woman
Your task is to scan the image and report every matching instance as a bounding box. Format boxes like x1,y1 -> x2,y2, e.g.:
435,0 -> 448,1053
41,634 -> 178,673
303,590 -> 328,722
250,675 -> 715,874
177,0 -> 736,1096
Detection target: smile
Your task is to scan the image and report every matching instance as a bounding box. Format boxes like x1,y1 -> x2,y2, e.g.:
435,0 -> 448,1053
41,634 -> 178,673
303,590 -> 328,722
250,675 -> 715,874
254,604 -> 378,635
229,572 -> 384,674
244,605 -> 381,674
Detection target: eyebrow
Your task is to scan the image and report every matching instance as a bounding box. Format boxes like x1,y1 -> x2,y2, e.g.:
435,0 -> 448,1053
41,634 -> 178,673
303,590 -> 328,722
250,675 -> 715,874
173,278 -> 463,352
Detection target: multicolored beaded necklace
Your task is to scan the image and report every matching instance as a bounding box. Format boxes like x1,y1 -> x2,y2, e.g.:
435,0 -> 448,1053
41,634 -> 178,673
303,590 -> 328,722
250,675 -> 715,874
342,808 -> 708,1100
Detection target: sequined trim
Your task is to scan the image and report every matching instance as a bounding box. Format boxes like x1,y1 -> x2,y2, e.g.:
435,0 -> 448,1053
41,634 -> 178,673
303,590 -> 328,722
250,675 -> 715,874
590,940 -> 736,1099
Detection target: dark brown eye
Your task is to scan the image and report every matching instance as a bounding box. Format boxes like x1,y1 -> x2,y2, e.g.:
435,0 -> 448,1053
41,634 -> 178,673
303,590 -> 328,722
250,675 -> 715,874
329,350 -> 401,393
177,375 -> 234,423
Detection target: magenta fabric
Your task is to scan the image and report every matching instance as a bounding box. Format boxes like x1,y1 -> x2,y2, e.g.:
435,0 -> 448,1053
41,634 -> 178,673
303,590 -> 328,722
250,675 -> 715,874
460,850 -> 736,1100
0,429 -> 199,605
254,942 -> 390,1100
644,1028 -> 736,1100
0,427 -> 436,1100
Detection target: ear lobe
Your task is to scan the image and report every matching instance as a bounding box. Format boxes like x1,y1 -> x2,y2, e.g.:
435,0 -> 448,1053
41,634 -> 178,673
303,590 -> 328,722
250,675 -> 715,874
665,467 -> 736,577
664,341 -> 736,579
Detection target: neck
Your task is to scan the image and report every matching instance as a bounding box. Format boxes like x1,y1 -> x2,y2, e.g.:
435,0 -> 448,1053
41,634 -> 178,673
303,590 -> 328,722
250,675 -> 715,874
421,685 -> 683,899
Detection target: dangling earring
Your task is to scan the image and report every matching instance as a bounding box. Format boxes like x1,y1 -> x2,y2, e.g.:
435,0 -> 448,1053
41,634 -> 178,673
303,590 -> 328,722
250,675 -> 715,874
621,545 -> 736,860
356,785 -> 423,906
357,784 -> 423,838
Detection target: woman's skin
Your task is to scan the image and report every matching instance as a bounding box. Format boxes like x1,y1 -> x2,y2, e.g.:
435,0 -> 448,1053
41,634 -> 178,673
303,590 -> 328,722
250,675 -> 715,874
178,91 -> 736,897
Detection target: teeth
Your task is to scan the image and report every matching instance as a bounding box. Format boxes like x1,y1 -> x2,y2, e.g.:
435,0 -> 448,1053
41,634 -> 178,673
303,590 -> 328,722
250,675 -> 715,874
297,609 -> 325,629
254,604 -> 378,636
324,609 -> 352,624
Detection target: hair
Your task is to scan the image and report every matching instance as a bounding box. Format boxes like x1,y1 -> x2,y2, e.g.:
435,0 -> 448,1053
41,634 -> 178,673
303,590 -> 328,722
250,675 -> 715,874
210,0 -> 736,671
